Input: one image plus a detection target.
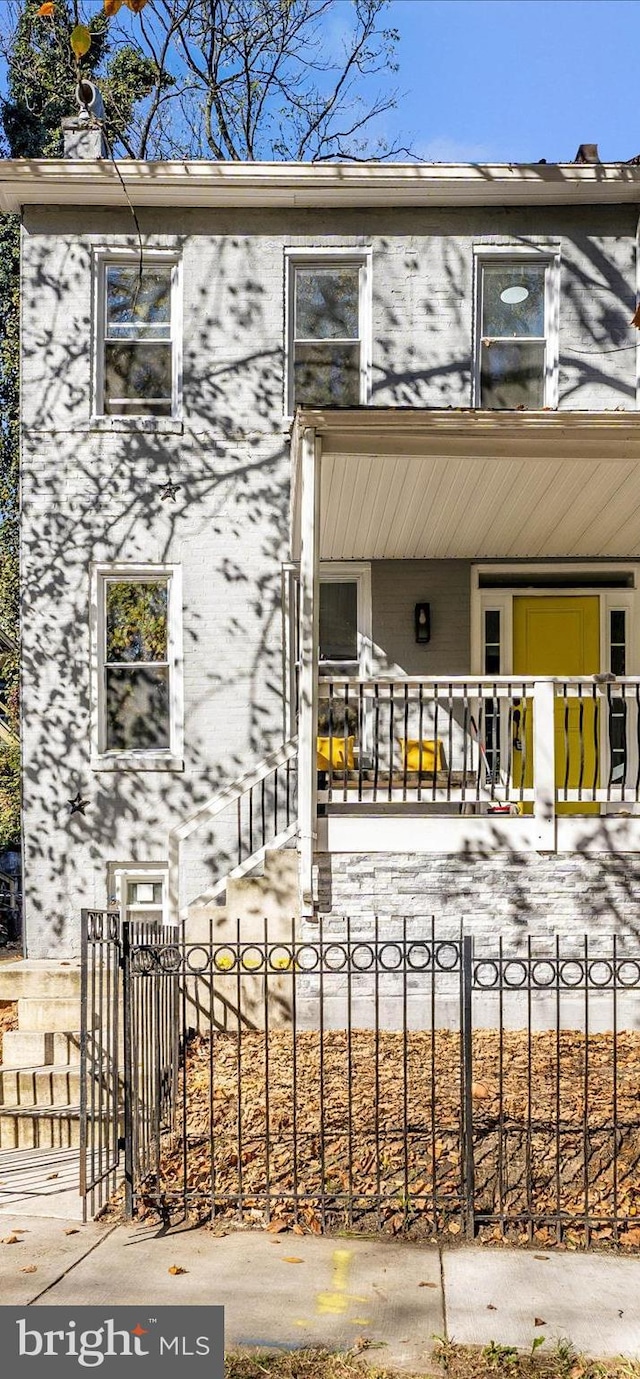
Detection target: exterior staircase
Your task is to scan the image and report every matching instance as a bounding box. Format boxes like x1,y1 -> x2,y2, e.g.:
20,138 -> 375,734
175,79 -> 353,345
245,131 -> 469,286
0,740 -> 300,1154
0,962 -> 82,1150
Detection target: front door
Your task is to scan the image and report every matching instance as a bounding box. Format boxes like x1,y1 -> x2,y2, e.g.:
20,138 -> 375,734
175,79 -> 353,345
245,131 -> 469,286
512,596 -> 600,814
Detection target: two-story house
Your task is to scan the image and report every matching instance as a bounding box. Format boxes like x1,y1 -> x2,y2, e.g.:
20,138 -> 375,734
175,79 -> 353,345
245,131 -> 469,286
4,132 -> 640,965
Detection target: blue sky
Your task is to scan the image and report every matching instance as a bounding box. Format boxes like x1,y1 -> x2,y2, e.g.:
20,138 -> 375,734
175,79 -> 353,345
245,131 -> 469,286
388,0 -> 640,163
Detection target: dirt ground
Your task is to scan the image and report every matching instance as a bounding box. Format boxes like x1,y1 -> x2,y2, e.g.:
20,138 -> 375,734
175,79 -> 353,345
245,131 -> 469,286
150,1029 -> 640,1248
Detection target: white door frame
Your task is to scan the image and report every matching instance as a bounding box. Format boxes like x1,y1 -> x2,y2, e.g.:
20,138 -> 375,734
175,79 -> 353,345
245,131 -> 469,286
471,563 -> 640,812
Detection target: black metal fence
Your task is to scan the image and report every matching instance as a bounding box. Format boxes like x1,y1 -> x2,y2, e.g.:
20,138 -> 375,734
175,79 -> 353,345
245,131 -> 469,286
81,913 -> 640,1246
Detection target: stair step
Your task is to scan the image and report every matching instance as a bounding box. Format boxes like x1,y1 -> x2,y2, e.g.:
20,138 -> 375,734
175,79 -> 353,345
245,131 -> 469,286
17,998 -> 82,1033
0,961 -> 81,1002
2,1030 -> 81,1068
0,1066 -> 81,1108
0,1105 -> 81,1150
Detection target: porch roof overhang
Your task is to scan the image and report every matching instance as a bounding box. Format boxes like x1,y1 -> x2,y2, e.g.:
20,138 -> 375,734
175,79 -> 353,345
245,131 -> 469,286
290,409 -> 640,561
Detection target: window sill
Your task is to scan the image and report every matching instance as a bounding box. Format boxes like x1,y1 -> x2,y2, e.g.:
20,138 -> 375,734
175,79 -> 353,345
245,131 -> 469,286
89,415 -> 184,435
91,753 -> 184,773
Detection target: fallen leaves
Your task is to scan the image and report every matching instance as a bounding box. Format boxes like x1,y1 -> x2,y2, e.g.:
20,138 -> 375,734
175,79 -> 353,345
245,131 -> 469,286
282,1257 -> 304,1264
418,1281 -> 437,1288
64,1228 -> 79,1236
21,1266 -> 37,1274
151,1027 -> 640,1250
168,1265 -> 187,1275
2,1234 -> 20,1245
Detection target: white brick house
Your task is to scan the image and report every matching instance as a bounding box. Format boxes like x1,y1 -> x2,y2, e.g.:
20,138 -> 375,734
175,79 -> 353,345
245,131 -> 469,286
3,152 -> 640,956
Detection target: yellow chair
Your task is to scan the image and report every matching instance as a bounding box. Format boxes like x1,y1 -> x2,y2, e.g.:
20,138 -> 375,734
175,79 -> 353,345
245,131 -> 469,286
399,738 -> 444,773
317,735 -> 355,771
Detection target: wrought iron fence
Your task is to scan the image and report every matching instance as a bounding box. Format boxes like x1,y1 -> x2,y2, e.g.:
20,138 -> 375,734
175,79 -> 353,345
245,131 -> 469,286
81,913 -> 640,1246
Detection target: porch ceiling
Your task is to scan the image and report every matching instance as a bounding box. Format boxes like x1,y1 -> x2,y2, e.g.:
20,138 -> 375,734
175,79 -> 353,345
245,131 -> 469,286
292,410 -> 640,561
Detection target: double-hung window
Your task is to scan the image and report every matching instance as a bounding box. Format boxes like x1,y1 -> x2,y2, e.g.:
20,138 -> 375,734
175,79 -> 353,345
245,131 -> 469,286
92,565 -> 183,769
475,251 -> 559,409
286,252 -> 370,413
96,253 -> 180,417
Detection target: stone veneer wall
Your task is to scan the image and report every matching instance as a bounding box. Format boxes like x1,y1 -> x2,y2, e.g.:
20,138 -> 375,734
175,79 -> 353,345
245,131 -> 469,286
294,852 -> 640,1028
315,852 -> 640,943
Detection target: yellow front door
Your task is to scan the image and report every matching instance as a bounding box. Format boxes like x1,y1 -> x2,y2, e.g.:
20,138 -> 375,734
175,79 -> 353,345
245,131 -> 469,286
512,596 -> 600,814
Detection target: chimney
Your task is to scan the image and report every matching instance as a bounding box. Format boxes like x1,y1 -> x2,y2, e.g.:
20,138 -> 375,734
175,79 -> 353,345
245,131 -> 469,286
574,143 -> 601,164
62,81 -> 108,159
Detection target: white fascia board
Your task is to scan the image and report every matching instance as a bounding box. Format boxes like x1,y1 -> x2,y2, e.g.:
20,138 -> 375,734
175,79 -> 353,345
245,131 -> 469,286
4,159 -> 640,213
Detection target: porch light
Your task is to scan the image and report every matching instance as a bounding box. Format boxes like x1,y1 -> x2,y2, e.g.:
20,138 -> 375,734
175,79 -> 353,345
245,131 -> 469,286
414,602 -> 431,644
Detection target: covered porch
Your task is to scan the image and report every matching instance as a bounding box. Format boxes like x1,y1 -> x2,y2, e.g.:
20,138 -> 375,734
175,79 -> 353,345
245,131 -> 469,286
290,409 -> 640,911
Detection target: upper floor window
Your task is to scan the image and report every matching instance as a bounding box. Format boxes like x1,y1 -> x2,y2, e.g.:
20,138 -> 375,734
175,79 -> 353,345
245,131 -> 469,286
91,564 -> 183,770
286,252 -> 370,413
95,253 -> 181,418
475,251 -> 559,409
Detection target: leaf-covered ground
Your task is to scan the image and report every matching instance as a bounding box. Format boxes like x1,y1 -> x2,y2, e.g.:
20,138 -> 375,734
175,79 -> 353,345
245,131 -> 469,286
148,1029 -> 640,1248
0,1000 -> 17,1061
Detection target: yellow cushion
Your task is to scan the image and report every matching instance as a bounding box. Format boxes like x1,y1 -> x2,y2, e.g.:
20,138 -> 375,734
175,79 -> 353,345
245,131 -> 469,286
317,735 -> 355,771
400,738 -> 443,772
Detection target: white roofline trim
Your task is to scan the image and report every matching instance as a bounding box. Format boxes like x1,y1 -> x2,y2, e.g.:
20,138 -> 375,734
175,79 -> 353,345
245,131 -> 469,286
4,159 -> 640,213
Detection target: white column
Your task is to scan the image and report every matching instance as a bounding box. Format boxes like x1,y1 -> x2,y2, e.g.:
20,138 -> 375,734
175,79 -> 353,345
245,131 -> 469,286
298,427 -> 321,915
532,678 -> 556,850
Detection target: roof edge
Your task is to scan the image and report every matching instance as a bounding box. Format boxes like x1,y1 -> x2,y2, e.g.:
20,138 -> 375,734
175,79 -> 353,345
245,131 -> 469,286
4,159 -> 640,213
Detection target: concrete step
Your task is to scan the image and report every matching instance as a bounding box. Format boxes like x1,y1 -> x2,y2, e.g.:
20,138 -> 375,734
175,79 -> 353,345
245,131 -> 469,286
0,961 -> 81,1002
0,1066 -> 81,1108
0,1106 -> 81,1150
17,998 -> 82,1033
2,1030 -> 81,1069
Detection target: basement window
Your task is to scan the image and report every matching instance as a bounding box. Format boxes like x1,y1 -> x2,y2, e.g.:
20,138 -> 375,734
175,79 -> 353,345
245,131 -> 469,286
109,865 -> 169,927
95,253 -> 181,417
476,253 -> 559,409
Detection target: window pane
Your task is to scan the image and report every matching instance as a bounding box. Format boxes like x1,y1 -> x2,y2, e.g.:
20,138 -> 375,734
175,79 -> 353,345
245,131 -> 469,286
106,581 -> 168,663
294,342 -> 360,407
482,263 -> 546,339
480,341 -> 545,409
320,582 -> 358,661
127,881 -> 163,905
295,268 -> 360,340
610,607 -> 626,676
104,340 -> 171,411
106,666 -> 170,750
106,265 -> 171,338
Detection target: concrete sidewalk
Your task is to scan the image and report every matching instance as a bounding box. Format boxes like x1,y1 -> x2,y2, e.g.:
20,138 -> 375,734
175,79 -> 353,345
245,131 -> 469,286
0,1216 -> 639,1369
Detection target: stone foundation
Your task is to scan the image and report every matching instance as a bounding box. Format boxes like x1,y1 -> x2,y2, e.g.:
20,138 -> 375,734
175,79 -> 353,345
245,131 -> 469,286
315,852 -> 640,942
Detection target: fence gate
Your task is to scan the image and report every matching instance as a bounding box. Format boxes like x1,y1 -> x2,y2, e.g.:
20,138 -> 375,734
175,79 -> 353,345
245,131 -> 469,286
80,911 -> 179,1221
81,912 -> 640,1247
80,911 -> 122,1220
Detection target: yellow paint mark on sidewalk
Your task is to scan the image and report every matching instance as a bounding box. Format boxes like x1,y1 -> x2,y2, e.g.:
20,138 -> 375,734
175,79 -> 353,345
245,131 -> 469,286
316,1249 -> 363,1316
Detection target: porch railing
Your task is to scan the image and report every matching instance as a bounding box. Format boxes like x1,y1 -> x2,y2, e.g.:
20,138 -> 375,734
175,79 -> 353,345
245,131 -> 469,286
317,676 -> 640,811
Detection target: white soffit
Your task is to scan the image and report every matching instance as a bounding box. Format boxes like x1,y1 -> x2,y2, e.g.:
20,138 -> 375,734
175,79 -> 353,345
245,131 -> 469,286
319,451 -> 640,559
4,160 -> 640,212
291,412 -> 640,560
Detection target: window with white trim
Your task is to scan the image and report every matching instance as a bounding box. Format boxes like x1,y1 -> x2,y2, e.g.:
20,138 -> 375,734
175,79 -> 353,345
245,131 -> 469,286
93,565 -> 183,766
287,254 -> 370,412
476,254 -> 558,409
109,865 -> 169,926
96,254 -> 180,417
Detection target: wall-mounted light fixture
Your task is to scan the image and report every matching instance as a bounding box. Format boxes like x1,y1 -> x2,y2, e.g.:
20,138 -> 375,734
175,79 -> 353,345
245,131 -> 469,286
414,602 -> 431,644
